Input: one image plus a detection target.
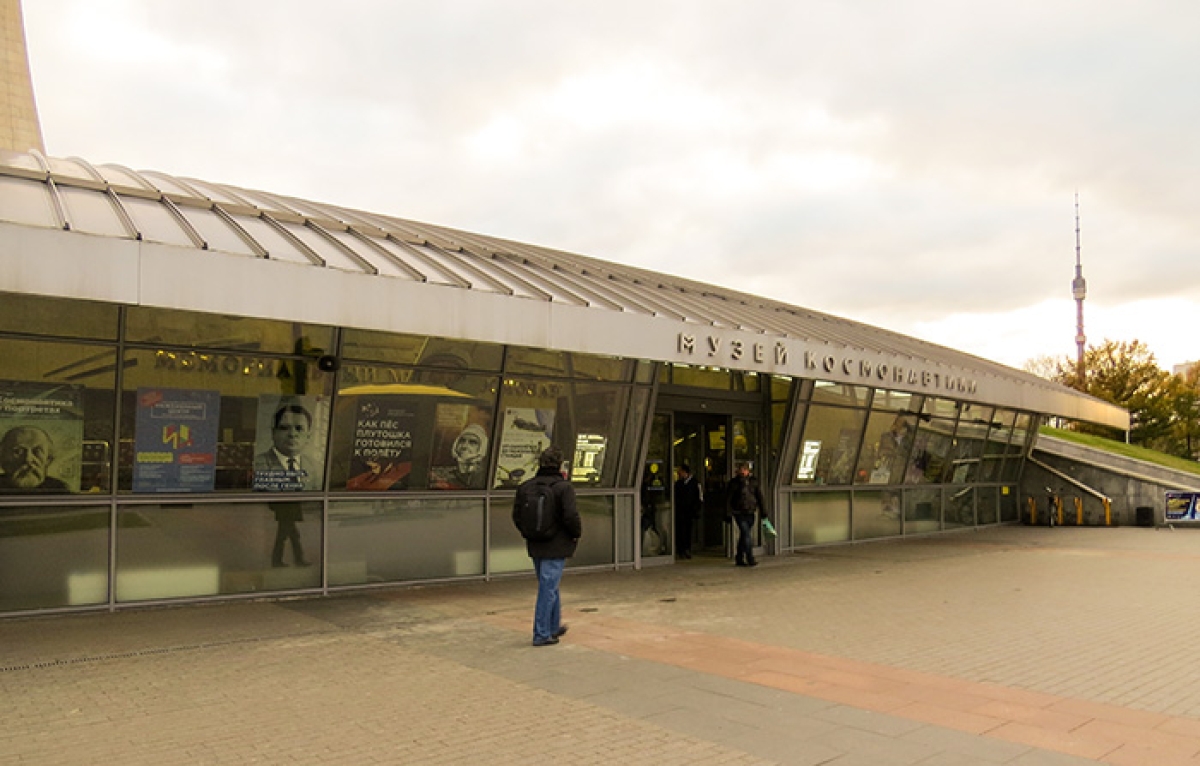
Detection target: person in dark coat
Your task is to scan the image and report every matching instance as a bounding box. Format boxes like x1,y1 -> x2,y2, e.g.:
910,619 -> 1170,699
673,464 -> 702,559
512,447 -> 582,646
726,461 -> 765,567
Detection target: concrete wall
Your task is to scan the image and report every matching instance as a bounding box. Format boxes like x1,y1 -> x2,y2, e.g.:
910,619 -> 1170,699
1021,434 -> 1200,527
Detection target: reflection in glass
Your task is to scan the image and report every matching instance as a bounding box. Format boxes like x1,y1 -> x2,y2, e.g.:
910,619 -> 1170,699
116,501 -> 322,601
794,405 -> 864,485
340,329 -> 503,371
668,364 -> 732,390
0,505 -> 110,611
855,410 -> 915,485
1000,486 -> 1019,522
125,306 -> 333,355
853,490 -> 902,540
492,378 -> 566,489
945,487 -> 975,529
328,497 -> 485,584
570,383 -> 629,488
978,486 -> 999,525
791,491 -> 850,545
810,382 -> 870,407
904,487 -> 941,534
904,417 -> 956,484
571,495 -> 615,567
0,292 -> 118,340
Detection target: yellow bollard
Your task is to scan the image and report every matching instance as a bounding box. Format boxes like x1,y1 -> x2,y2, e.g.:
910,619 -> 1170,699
1075,496 -> 1083,526
1054,495 -> 1064,527
1103,497 -> 1112,526
1028,496 -> 1037,525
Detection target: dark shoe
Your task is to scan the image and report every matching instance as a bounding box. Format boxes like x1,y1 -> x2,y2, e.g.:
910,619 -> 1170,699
552,624 -> 569,638
735,560 -> 748,567
295,560 -> 312,568
680,551 -> 692,560
532,636 -> 560,647
747,559 -> 758,567
272,561 -> 288,568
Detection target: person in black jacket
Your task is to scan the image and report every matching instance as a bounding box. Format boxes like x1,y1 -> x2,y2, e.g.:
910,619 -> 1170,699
513,447 -> 582,646
726,461 -> 765,567
673,464 -> 702,559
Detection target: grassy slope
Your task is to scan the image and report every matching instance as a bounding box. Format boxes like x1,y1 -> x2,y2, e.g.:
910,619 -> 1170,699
1039,426 -> 1200,477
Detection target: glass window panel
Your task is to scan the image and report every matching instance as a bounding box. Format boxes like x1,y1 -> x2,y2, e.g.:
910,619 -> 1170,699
854,410 -> 916,485
177,206 -> 257,256
329,368 -> 498,492
571,495 -> 616,567
328,497 -> 485,584
669,364 -> 732,390
635,361 -> 655,384
978,486 -> 999,525
810,382 -> 870,406
947,409 -> 989,484
0,504 -> 110,611
790,491 -> 850,545
115,501 -> 322,601
1000,455 -> 1022,482
505,347 -> 569,377
904,487 -> 941,534
122,196 -> 195,247
125,306 -> 334,355
340,330 -> 503,371
570,353 -> 634,382
903,417 -> 956,484
1000,485 -> 1019,521
569,382 -> 628,488
60,186 -> 128,237
870,389 -> 918,413
922,397 -> 961,420
735,372 -> 761,392
945,487 -> 975,528
793,404 -> 864,486
0,292 -> 118,340
853,489 -> 902,540
618,387 -> 650,488
492,378 -> 568,488
0,339 -> 117,494
616,494 -> 635,565
119,348 -> 334,493
1008,413 -> 1034,458
0,176 -> 56,228
771,401 -> 791,459
984,410 -> 1016,456
490,496 -> 533,574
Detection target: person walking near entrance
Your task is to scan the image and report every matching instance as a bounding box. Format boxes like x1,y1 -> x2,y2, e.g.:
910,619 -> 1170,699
726,461 -> 765,567
673,464 -> 702,559
512,447 -> 581,646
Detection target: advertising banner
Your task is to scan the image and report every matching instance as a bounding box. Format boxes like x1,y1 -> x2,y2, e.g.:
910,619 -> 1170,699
0,382 -> 84,493
345,396 -> 416,491
133,388 -> 220,493
1166,491 -> 1200,521
494,407 -> 555,487
428,403 -> 491,489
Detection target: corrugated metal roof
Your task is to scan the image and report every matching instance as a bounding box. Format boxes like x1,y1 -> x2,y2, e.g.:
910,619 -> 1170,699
0,148 -> 1128,428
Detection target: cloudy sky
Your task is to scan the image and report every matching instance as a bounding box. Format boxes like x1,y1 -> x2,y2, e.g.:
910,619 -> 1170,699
22,1 -> 1200,371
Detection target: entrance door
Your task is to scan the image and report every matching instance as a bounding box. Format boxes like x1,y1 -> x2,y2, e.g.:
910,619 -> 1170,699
673,413 -> 731,553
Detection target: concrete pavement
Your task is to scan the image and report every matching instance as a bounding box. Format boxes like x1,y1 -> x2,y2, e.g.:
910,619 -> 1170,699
4,526 -> 1200,764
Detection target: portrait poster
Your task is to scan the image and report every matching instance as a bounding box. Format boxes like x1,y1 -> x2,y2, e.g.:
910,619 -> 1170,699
345,396 -> 416,491
493,407 -> 555,487
428,403 -> 492,490
252,395 -> 329,492
132,388 -> 220,493
0,381 -> 84,493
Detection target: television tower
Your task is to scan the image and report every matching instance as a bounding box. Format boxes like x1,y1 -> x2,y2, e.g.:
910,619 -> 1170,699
1072,193 -> 1087,385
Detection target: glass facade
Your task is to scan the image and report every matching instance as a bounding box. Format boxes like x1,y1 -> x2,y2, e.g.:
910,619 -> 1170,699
0,292 -> 1036,615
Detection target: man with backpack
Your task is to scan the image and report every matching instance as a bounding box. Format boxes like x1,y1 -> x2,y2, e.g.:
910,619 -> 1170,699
726,461 -> 765,567
512,447 -> 581,646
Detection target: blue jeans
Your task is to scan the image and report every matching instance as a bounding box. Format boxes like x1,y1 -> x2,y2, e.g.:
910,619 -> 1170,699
734,514 -> 756,564
532,557 -> 565,642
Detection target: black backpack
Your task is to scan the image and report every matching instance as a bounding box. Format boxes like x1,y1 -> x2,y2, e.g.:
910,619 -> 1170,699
737,478 -> 758,513
515,476 -> 559,541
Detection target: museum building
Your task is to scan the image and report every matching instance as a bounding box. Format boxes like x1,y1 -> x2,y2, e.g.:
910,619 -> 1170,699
0,1 -> 1126,615
0,144 -> 1128,615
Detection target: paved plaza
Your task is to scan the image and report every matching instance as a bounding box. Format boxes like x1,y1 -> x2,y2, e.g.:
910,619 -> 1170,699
5,526 -> 1200,765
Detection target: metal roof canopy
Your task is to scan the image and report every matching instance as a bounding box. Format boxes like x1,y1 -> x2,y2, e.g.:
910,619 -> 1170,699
0,148 -> 1128,430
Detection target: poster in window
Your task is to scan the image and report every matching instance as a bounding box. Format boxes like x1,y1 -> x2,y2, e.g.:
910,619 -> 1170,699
252,395 -> 329,491
493,407 -> 555,487
345,396 -> 416,491
0,382 -> 83,494
132,388 -> 220,493
1166,492 -> 1200,521
428,403 -> 492,489
572,433 -> 606,485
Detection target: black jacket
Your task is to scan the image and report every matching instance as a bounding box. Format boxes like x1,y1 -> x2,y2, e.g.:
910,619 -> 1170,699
513,467 -> 582,559
726,474 -> 765,517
